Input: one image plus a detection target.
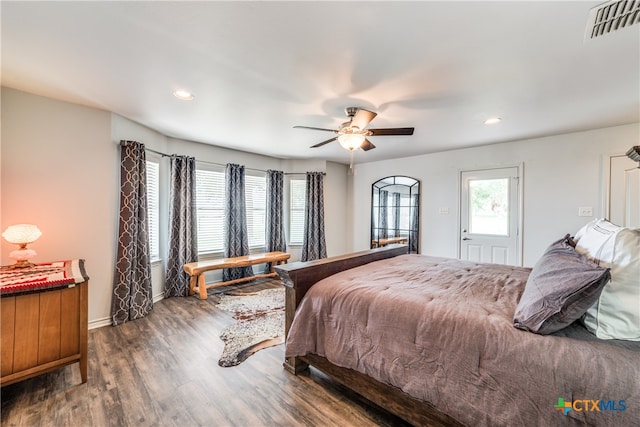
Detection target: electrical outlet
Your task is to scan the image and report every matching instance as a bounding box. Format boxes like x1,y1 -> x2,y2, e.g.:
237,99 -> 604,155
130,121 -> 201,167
578,207 -> 593,217
439,207 -> 449,215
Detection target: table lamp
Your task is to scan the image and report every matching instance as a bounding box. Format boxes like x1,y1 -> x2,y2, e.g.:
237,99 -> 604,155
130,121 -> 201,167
2,224 -> 42,268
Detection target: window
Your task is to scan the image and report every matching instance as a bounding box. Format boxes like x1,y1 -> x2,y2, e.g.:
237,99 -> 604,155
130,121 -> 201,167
245,173 -> 266,249
195,168 -> 225,254
468,178 -> 510,236
195,167 -> 267,254
146,160 -> 160,261
289,179 -> 306,244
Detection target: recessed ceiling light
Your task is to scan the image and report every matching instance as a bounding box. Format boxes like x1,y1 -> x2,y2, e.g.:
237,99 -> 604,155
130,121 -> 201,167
484,117 -> 502,125
173,90 -> 194,101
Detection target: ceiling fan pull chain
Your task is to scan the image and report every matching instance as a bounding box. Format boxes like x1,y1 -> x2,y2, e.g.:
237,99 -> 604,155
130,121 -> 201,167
349,150 -> 355,172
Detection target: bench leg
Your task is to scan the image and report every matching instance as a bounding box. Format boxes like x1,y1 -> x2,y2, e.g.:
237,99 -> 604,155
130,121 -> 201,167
198,274 -> 208,300
189,276 -> 197,296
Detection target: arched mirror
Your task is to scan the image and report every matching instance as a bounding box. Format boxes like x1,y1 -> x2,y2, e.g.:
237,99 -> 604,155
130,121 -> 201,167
371,176 -> 420,253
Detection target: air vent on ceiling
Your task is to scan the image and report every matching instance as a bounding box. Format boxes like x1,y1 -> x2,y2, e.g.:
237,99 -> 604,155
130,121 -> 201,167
627,146 -> 640,162
585,0 -> 640,40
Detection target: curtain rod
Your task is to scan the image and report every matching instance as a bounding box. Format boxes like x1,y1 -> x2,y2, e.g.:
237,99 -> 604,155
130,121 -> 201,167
196,159 -> 323,175
144,148 -> 320,175
145,147 -> 172,158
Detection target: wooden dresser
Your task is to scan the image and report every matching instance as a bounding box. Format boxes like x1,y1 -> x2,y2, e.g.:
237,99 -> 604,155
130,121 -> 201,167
0,260 -> 88,386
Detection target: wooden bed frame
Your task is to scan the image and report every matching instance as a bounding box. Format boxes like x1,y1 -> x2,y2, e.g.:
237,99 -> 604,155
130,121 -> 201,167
275,245 -> 463,427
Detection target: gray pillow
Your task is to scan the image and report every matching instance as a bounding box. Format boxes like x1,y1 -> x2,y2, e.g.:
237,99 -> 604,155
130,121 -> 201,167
513,235 -> 611,334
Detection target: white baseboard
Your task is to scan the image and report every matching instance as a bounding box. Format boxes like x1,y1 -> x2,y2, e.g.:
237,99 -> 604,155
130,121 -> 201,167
89,317 -> 112,330
89,292 -> 165,330
153,292 -> 165,304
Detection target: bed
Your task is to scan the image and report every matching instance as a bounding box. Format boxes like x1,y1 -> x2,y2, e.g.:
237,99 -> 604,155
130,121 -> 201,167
275,240 -> 639,427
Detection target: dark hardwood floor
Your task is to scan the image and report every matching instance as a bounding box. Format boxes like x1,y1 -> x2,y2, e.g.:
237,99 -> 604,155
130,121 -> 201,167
1,279 -> 411,427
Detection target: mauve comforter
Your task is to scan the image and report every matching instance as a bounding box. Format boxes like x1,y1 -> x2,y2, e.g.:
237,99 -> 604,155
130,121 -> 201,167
285,254 -> 640,427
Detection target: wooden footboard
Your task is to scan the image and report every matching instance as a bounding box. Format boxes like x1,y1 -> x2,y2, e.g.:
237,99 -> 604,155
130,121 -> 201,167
275,244 -> 408,370
275,245 -> 463,427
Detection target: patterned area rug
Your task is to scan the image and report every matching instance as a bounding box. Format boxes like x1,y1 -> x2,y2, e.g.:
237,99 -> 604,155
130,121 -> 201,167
215,287 -> 285,367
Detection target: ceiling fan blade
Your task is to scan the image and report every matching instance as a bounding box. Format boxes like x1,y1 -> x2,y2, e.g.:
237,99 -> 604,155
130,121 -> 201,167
360,139 -> 376,151
351,109 -> 377,130
310,136 -> 338,148
368,127 -> 414,136
294,125 -> 338,133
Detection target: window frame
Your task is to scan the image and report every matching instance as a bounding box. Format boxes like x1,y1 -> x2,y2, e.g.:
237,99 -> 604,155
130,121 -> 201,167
145,158 -> 160,262
289,178 -> 306,245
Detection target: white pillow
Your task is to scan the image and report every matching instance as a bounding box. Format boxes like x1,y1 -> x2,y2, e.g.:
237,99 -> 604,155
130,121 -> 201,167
575,219 -> 640,341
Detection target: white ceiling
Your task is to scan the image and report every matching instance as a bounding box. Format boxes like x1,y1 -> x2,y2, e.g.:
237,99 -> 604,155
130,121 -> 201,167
2,1 -> 639,165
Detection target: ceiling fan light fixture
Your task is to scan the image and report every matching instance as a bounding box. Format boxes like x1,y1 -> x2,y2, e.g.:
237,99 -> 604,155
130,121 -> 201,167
338,133 -> 365,151
295,107 -> 414,151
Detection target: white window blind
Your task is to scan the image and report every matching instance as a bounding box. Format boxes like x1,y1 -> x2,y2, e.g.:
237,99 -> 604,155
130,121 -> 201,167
195,168 -> 225,254
146,160 -> 160,261
196,168 -> 266,254
289,179 -> 306,244
245,173 -> 266,250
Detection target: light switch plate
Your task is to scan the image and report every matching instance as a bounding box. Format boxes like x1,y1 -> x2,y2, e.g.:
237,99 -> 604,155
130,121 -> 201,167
578,207 -> 594,217
439,207 -> 449,215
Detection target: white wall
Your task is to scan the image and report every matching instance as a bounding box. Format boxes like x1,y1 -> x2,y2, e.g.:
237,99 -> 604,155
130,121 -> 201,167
351,123 -> 640,267
1,87 -> 117,325
324,161 -> 350,257
2,88 -> 349,327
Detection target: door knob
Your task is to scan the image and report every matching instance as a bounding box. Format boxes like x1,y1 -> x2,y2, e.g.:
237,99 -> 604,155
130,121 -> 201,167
462,237 -> 472,241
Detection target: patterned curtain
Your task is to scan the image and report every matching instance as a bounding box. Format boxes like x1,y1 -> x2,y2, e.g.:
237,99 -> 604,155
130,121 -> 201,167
379,190 -> 389,239
111,140 -> 153,325
264,170 -> 286,272
223,164 -> 254,281
164,156 -> 198,297
410,194 -> 419,253
301,172 -> 327,262
392,192 -> 401,237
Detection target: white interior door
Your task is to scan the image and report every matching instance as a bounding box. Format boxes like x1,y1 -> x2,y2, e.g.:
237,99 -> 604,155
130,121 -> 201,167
608,155 -> 640,228
460,167 -> 521,265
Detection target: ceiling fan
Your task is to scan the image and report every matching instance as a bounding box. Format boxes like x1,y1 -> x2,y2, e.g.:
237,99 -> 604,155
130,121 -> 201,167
294,107 -> 415,152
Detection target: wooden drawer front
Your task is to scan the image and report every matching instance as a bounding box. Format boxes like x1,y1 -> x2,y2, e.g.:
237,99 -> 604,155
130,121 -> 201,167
13,293 -> 41,372
1,297 -> 16,376
38,290 -> 62,364
1,286 -> 81,375
60,286 -> 80,357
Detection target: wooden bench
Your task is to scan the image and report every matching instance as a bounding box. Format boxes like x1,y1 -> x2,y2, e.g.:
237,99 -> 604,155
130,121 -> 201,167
371,237 -> 408,248
183,251 -> 290,300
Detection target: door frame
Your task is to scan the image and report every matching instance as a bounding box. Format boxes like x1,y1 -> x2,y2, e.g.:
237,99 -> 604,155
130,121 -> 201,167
601,152 -> 636,222
457,163 -> 524,266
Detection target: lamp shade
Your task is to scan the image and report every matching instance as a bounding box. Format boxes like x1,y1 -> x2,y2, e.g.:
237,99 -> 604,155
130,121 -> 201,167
338,133 -> 365,151
2,224 -> 42,244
